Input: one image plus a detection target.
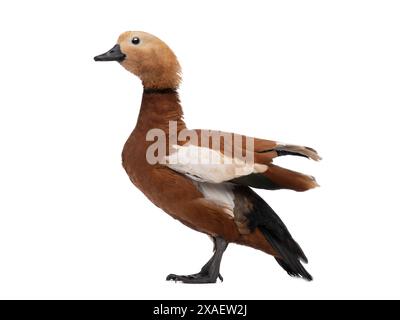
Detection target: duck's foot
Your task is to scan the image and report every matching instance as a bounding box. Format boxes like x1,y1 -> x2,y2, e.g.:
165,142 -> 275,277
166,272 -> 223,284
166,237 -> 228,284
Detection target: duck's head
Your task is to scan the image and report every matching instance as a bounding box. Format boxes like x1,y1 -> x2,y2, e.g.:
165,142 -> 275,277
94,31 -> 181,89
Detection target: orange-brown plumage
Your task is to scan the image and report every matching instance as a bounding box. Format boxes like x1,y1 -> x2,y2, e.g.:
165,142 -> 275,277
122,91 -> 277,253
95,31 -> 320,282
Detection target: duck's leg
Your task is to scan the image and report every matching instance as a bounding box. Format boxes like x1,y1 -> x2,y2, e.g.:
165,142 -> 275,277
166,237 -> 228,284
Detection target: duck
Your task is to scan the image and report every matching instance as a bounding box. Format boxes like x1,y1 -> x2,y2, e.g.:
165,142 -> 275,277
94,31 -> 321,283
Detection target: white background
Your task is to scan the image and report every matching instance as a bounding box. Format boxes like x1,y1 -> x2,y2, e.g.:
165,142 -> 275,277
0,0 -> 399,299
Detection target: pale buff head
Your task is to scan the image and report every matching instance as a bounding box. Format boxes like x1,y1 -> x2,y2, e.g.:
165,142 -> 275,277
95,31 -> 181,89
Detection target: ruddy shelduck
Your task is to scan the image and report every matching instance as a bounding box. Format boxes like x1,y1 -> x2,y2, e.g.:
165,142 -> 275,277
94,31 -> 320,283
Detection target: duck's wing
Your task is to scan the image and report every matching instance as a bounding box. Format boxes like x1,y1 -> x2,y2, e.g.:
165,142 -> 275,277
164,129 -> 320,192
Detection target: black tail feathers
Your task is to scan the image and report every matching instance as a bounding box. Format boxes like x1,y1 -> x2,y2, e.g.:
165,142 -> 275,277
275,257 -> 312,281
259,225 -> 313,281
239,186 -> 313,281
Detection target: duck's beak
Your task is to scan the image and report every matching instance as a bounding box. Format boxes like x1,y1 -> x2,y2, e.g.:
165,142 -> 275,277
94,44 -> 126,62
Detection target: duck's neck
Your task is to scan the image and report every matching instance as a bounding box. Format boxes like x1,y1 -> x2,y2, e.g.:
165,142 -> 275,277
135,88 -> 186,132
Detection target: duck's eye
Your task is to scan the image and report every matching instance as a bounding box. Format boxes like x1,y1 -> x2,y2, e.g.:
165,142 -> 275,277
132,37 -> 140,45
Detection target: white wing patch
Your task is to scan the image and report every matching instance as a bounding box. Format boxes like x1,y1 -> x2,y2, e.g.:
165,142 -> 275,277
194,182 -> 235,218
165,144 -> 267,183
